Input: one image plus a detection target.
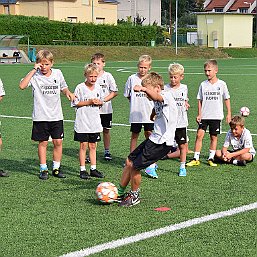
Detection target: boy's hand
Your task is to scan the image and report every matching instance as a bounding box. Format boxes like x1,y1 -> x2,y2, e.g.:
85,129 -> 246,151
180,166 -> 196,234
66,92 -> 75,102
92,98 -> 102,106
196,115 -> 201,123
185,101 -> 190,110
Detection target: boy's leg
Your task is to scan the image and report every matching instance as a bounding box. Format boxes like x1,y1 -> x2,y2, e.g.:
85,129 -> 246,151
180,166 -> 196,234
178,143 -> 187,176
79,142 -> 90,179
130,132 -> 139,152
52,139 -> 65,178
103,128 -> 112,160
186,129 -> 205,166
208,134 -> 218,166
88,142 -> 104,178
0,137 -> 8,177
38,141 -> 49,179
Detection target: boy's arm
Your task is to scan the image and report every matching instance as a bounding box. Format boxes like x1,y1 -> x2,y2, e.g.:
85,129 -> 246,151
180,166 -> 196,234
196,100 -> 202,123
134,85 -> 163,102
19,64 -> 40,90
62,87 -> 75,102
226,148 -> 250,160
150,108 -> 156,121
224,98 -> 231,124
104,91 -> 118,102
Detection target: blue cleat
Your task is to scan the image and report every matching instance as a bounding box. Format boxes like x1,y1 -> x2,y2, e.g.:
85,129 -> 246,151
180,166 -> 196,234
145,164 -> 158,179
179,168 -> 187,177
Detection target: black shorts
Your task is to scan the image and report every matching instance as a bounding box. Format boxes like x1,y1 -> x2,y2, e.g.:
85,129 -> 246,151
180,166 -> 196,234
130,123 -> 154,134
74,132 -> 101,143
31,120 -> 64,141
198,119 -> 221,135
175,127 -> 187,145
100,113 -> 112,129
128,139 -> 174,170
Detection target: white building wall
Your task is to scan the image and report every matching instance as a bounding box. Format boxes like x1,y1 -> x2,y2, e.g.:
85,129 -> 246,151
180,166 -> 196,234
118,0 -> 161,25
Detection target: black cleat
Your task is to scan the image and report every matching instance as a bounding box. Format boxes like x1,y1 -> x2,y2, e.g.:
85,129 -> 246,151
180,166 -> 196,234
0,170 -> 9,177
90,169 -> 104,178
39,170 -> 49,180
104,152 -> 112,161
52,167 -> 66,178
80,170 -> 91,179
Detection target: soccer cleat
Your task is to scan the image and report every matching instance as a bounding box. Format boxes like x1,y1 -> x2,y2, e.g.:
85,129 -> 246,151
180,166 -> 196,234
145,164 -> 158,179
52,167 -> 66,178
39,170 -> 49,180
0,169 -> 9,177
104,152 -> 112,161
208,159 -> 218,167
119,191 -> 140,207
80,170 -> 91,179
86,156 -> 91,163
236,160 -> 247,166
116,193 -> 127,203
90,169 -> 104,178
186,159 -> 200,167
179,168 -> 187,177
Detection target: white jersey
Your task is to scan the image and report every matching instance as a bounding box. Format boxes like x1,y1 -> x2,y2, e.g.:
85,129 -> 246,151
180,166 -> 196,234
164,83 -> 188,128
27,68 -> 68,121
96,71 -> 118,114
0,79 -> 6,96
223,128 -> 256,156
124,73 -> 154,124
197,79 -> 230,120
72,82 -> 103,133
149,90 -> 178,146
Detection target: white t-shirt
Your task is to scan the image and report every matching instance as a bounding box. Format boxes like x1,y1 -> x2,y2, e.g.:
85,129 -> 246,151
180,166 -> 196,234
27,68 -> 68,121
149,90 -> 178,146
197,79 -> 230,120
0,79 -> 6,96
164,83 -> 188,128
223,128 -> 256,156
96,71 -> 118,114
124,73 -> 154,123
72,82 -> 103,133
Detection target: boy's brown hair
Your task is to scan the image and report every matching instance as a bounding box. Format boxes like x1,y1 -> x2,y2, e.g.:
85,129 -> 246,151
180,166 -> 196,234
141,72 -> 164,90
229,115 -> 245,129
36,49 -> 54,63
91,53 -> 105,63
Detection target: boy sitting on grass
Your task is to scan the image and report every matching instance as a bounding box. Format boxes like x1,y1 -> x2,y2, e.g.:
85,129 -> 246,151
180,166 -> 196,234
214,115 -> 255,166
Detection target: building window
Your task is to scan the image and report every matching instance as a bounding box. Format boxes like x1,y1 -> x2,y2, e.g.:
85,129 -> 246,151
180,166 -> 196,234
67,17 -> 78,23
240,8 -> 248,13
214,8 -> 223,12
4,5 -> 9,14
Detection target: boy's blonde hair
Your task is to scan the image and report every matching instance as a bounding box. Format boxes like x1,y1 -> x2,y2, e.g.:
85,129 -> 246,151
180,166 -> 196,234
229,115 -> 245,129
91,53 -> 105,63
138,55 -> 152,65
168,63 -> 184,75
84,63 -> 99,76
142,72 -> 164,89
36,49 -> 54,63
204,59 -> 218,68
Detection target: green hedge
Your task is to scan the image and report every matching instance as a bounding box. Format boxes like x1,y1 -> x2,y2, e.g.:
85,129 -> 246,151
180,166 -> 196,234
0,15 -> 158,45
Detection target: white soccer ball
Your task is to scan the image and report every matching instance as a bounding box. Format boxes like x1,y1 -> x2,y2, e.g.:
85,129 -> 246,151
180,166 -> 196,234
240,106 -> 250,117
96,182 -> 118,204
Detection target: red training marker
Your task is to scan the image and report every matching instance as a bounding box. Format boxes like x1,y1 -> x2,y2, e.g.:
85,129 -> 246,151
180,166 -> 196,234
154,207 -> 171,212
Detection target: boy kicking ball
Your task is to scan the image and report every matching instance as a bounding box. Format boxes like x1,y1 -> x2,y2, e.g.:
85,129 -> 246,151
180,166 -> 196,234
214,115 -> 255,166
117,72 -> 178,207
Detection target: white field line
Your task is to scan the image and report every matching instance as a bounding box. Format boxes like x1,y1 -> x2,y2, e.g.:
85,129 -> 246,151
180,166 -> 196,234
60,202 -> 257,257
1,114 -> 257,136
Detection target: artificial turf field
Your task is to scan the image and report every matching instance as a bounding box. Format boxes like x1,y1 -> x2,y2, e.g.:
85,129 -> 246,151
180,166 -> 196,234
0,57 -> 257,257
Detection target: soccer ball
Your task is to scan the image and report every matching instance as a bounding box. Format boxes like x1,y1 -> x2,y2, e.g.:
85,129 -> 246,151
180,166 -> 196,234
96,182 -> 118,204
240,106 -> 250,117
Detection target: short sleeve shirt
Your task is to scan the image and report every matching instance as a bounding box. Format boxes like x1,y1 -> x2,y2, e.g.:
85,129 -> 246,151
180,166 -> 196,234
96,71 -> 118,114
124,73 -> 154,123
27,68 -> 68,121
72,82 -> 103,133
0,79 -> 6,96
164,83 -> 188,128
197,79 -> 230,120
149,90 -> 178,146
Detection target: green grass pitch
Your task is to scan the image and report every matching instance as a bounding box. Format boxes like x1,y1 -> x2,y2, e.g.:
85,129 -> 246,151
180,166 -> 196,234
0,58 -> 257,257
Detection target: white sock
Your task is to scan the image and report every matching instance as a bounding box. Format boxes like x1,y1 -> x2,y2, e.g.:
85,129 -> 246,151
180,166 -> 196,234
194,152 -> 200,160
80,166 -> 86,171
180,162 -> 186,169
208,150 -> 216,160
40,164 -> 48,171
232,160 -> 238,165
148,163 -> 156,168
91,165 -> 96,170
53,161 -> 60,170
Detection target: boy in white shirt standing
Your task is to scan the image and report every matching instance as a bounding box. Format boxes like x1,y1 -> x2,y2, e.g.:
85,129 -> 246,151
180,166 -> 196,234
187,59 -> 231,167
164,63 -> 189,176
91,53 -> 118,161
19,50 -> 74,180
215,115 -> 255,166
72,63 -> 105,180
124,55 -> 158,178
